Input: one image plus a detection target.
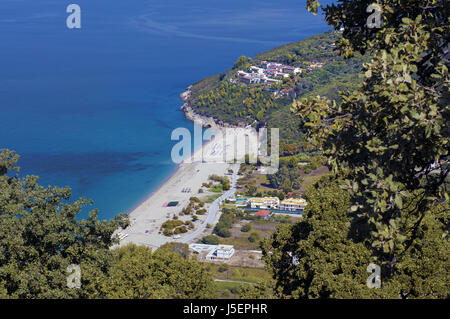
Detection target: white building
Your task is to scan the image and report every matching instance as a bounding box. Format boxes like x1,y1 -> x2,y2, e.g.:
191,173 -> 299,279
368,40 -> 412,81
249,66 -> 264,74
206,245 -> 235,261
189,244 -> 235,261
189,244 -> 216,253
279,198 -> 307,211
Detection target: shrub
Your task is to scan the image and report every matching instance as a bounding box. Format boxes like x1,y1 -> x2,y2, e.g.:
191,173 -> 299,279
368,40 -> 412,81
218,264 -> 229,273
230,286 -> 240,294
190,197 -> 201,203
248,232 -> 260,243
213,208 -> 236,238
161,219 -> 183,232
195,202 -> 205,209
215,226 -> 232,238
210,184 -> 223,193
163,229 -> 173,236
174,226 -> 188,234
241,223 -> 251,232
202,235 -> 220,245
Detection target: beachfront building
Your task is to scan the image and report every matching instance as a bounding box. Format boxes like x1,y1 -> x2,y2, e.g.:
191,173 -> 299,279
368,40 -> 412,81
279,198 -> 307,212
248,197 -> 280,209
189,244 -> 235,261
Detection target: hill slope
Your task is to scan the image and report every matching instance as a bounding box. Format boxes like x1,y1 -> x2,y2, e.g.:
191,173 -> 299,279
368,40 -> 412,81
185,31 -> 368,144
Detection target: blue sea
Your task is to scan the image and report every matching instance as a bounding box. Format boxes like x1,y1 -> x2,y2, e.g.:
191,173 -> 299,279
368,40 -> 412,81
0,0 -> 332,220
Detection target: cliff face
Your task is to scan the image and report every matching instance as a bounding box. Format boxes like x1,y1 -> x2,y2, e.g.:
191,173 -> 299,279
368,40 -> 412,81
180,103 -> 217,128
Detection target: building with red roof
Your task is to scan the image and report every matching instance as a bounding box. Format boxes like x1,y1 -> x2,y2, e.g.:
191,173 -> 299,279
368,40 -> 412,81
254,210 -> 271,219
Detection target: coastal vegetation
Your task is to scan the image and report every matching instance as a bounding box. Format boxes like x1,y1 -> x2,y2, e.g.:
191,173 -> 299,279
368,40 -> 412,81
161,219 -> 190,236
105,244 -> 215,299
208,174 -> 231,191
189,0 -> 448,299
235,153 -> 326,198
1,0 -> 448,300
204,193 -> 222,204
202,235 -> 220,245
213,208 -> 236,238
205,207 -> 301,250
257,0 -> 449,299
187,31 -> 368,144
0,150 -> 214,298
262,177 -> 449,298
205,264 -> 272,299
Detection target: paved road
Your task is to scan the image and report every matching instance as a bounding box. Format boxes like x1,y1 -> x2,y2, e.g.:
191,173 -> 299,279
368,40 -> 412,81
180,164 -> 239,244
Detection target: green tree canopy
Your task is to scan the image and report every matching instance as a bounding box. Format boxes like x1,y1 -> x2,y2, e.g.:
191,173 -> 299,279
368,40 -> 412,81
292,0 -> 449,274
260,0 -> 449,299
0,149 -> 128,298
262,177 -> 449,298
105,244 -> 216,299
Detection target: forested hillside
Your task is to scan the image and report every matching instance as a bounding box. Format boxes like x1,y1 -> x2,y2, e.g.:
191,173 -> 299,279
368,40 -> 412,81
187,31 -> 369,144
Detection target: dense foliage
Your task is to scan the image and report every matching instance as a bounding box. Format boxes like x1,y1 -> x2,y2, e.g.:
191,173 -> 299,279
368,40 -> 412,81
188,32 -> 368,144
0,150 -> 215,299
262,177 -> 449,298
267,160 -> 302,192
294,0 -> 449,264
105,244 -> 215,299
213,208 -> 237,238
0,149 -> 128,298
261,0 -> 449,298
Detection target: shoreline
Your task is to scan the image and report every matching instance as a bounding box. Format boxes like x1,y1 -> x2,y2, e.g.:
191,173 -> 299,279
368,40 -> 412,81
179,86 -> 251,129
126,86 -> 234,216
126,163 -> 182,215
118,86 -> 256,249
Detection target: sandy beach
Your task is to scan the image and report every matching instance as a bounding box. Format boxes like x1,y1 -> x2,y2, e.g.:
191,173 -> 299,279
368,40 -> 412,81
115,124 -> 258,249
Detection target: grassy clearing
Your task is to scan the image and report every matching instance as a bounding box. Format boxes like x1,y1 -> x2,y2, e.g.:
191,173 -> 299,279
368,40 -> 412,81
215,281 -> 251,298
220,236 -> 261,250
209,184 -> 224,193
224,268 -> 269,283
206,264 -> 271,283
214,218 -> 298,249
299,166 -> 330,192
220,226 -> 272,250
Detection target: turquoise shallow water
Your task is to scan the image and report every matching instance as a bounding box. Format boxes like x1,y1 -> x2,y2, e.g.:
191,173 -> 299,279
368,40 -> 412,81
0,0 -> 331,219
